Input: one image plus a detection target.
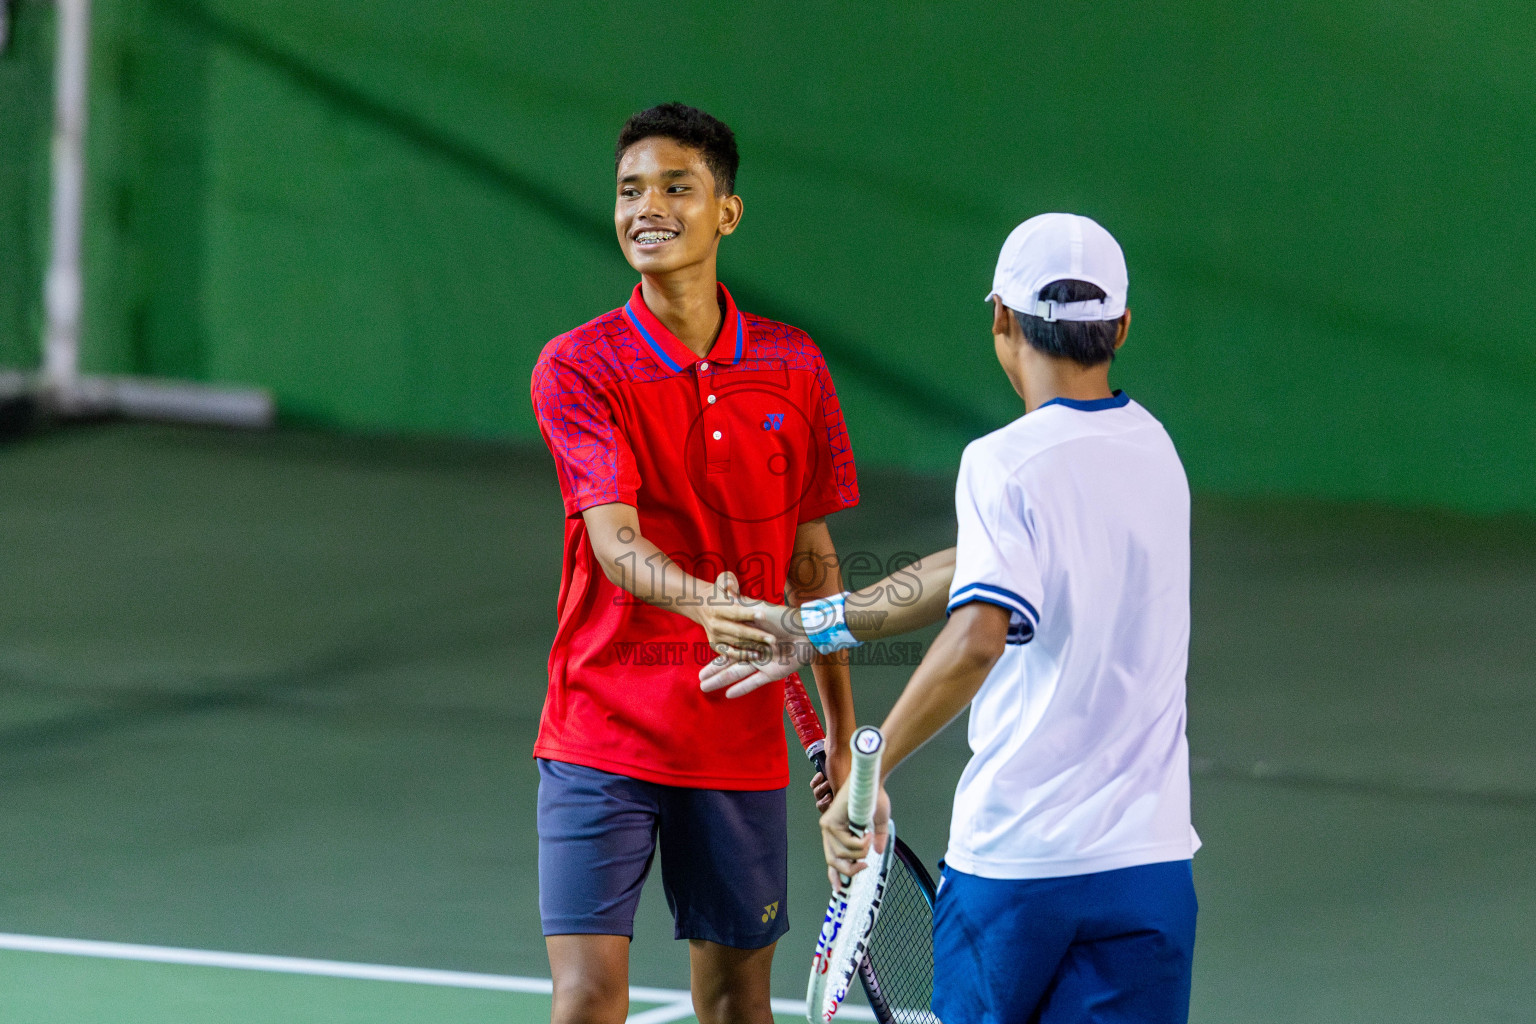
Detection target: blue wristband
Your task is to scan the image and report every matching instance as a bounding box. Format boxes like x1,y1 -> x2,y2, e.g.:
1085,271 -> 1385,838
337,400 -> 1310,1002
801,592 -> 862,654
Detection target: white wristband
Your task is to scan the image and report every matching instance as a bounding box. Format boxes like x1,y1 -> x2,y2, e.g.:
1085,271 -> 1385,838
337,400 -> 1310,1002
801,592 -> 862,654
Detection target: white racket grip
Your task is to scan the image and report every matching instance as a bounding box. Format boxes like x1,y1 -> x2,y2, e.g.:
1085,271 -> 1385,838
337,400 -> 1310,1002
846,726 -> 883,835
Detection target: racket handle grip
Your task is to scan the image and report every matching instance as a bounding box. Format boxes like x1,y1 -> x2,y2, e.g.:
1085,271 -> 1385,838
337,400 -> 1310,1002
846,726 -> 883,833
783,678 -> 830,779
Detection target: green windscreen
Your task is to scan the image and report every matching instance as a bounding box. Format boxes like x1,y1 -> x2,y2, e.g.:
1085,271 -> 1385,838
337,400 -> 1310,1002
55,1 -> 1536,513
0,0 -> 53,371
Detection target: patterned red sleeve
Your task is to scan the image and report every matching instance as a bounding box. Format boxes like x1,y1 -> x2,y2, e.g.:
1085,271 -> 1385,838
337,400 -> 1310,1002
797,353 -> 859,522
531,353 -> 640,517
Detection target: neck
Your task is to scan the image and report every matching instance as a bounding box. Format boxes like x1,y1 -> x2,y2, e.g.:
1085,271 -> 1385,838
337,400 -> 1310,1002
1016,345 -> 1115,413
639,257 -> 724,357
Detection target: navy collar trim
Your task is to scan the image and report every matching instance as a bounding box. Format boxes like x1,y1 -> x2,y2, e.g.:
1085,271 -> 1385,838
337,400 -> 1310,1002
1039,390 -> 1130,413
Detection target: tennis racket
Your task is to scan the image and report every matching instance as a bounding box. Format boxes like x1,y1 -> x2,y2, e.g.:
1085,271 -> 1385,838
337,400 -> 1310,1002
785,679 -> 941,1024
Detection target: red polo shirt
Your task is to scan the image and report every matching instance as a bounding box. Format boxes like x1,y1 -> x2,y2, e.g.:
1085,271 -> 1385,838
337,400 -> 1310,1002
530,283 -> 858,789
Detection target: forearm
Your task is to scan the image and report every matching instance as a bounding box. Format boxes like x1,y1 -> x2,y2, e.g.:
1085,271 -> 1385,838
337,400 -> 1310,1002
582,503 -> 712,624
817,608 -> 1002,883
798,606 -> 856,753
788,519 -> 857,752
879,608 -> 1002,778
776,546 -> 956,643
845,547 -> 956,641
607,537 -> 714,620
754,546 -> 956,661
809,658 -> 855,754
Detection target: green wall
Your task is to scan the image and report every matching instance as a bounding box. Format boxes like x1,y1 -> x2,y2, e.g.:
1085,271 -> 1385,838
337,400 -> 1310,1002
0,0 -> 52,370
31,1 -> 1536,512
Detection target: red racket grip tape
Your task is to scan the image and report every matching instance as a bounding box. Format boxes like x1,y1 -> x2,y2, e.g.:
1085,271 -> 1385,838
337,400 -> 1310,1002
784,677 -> 828,776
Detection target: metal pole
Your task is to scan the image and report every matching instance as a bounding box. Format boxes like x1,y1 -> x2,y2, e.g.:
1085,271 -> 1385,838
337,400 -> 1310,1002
30,0 -> 273,429
42,0 -> 91,409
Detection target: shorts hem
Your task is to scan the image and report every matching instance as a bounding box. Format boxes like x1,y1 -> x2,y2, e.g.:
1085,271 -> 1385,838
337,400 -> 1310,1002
675,917 -> 791,950
540,917 -> 635,939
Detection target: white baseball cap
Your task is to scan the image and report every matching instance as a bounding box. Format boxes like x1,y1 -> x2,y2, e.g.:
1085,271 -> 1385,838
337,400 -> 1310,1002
985,213 -> 1128,322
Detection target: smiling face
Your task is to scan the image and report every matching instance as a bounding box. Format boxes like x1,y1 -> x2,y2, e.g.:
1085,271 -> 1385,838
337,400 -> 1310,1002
615,136 -> 742,278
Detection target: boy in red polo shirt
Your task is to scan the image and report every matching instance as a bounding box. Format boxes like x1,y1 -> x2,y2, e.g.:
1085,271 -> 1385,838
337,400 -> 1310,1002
529,104 -> 860,1024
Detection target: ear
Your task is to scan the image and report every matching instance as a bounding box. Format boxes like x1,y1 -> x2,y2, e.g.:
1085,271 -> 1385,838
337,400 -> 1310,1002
1113,309 -> 1131,351
991,295 -> 1012,337
718,194 -> 744,237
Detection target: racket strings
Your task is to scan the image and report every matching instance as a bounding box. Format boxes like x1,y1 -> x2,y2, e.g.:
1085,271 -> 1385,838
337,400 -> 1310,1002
859,857 -> 940,1024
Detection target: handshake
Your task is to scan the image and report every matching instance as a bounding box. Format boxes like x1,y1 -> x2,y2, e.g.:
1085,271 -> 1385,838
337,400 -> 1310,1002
695,572 -> 853,699
692,549 -> 955,698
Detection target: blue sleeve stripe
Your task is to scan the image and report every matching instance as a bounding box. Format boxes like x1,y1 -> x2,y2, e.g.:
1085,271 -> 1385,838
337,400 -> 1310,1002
947,590 -> 1030,621
948,582 -> 1040,624
946,594 -> 1037,643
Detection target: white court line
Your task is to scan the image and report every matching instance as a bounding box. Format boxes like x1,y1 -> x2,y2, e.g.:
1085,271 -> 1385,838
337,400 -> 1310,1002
0,932 -> 875,1021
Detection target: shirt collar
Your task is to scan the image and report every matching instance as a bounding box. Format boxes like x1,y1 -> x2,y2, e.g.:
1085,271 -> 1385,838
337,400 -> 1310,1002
1038,390 -> 1130,413
622,282 -> 746,374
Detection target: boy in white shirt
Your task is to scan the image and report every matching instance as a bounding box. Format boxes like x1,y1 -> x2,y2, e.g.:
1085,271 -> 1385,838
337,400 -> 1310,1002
703,213 -> 1198,1023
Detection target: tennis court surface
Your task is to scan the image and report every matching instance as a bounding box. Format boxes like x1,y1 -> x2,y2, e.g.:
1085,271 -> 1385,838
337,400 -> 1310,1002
1,424 -> 1532,1023
0,934 -> 864,1023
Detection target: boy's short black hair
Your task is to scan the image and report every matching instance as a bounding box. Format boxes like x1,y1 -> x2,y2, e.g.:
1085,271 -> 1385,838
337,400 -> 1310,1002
1009,279 -> 1121,367
615,103 -> 739,196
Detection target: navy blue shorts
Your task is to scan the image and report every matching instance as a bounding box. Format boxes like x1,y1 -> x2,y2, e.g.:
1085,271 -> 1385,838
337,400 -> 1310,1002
932,859 -> 1197,1024
536,759 -> 790,949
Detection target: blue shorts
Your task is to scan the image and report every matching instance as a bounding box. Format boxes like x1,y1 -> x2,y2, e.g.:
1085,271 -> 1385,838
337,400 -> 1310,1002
536,759 -> 790,949
932,859 -> 1197,1024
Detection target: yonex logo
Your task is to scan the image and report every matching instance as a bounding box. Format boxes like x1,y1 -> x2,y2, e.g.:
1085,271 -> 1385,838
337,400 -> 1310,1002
685,387 -> 817,523
761,901 -> 780,923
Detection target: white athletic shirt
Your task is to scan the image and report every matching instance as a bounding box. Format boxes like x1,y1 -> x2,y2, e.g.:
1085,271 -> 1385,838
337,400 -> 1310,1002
943,392 -> 1200,879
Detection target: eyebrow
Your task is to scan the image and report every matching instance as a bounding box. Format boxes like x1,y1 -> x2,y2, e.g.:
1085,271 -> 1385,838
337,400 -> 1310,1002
618,168 -> 696,183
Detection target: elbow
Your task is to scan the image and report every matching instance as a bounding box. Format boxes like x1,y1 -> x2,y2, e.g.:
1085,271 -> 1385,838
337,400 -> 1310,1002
585,537 -> 626,587
956,640 -> 1003,676
951,622 -> 1005,674
580,504 -> 640,589
592,549 -> 626,587
943,599 -> 1009,673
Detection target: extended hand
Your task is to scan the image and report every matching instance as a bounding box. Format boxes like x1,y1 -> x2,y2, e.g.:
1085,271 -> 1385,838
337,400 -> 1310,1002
697,640 -> 812,697
697,597 -> 816,698
697,572 -> 777,660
